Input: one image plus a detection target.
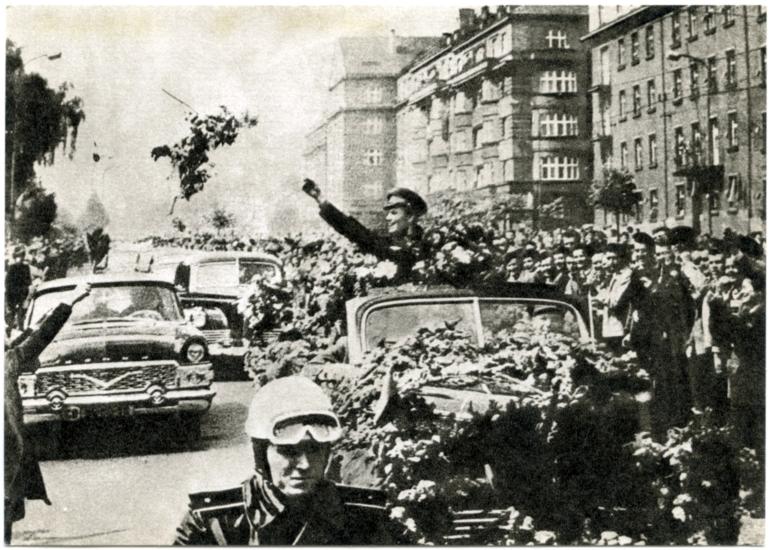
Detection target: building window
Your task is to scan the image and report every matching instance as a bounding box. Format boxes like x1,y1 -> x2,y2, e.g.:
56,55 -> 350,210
500,116 -> 512,139
481,78 -> 500,102
687,8 -> 698,39
366,148 -> 383,165
630,32 -> 640,64
365,115 -> 384,134
648,133 -> 658,166
539,70 -> 577,93
649,189 -> 659,221
632,85 -> 642,116
634,137 -> 643,169
760,4 -> 767,21
618,89 -> 627,119
709,116 -> 720,164
675,184 -> 686,217
671,12 -> 681,47
617,38 -> 626,67
645,25 -> 655,59
691,122 -> 703,164
646,79 -> 657,110
707,56 -> 718,92
723,6 -> 734,27
726,174 -> 740,209
761,48 -> 766,86
620,141 -> 628,169
725,49 -> 737,89
709,189 -> 721,212
727,112 -> 738,150
674,127 -> 685,166
365,85 -> 382,104
503,159 -> 514,182
454,131 -> 468,151
539,112 -> 579,137
704,6 -> 715,33
690,63 -> 700,98
546,29 -> 569,49
502,76 -> 513,96
540,156 -> 579,180
672,69 -> 683,101
473,126 -> 482,149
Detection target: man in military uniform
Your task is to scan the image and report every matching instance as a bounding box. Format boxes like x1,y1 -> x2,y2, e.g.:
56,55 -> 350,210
302,178 -> 427,283
174,376 -> 398,545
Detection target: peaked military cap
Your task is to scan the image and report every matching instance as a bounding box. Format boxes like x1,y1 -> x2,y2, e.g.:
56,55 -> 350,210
384,187 -> 427,216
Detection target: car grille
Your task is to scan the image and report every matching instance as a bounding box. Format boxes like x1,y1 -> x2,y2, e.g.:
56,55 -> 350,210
202,329 -> 231,344
36,363 -> 177,395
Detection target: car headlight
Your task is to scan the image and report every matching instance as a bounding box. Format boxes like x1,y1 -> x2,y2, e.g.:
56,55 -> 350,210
185,342 -> 207,363
17,374 -> 36,398
178,364 -> 213,387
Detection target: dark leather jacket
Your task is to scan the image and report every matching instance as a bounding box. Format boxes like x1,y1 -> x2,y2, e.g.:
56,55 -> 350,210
173,478 -> 397,545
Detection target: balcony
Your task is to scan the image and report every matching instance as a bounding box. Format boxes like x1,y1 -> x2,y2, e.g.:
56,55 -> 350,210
408,79 -> 447,106
448,59 -> 495,88
499,48 -> 581,66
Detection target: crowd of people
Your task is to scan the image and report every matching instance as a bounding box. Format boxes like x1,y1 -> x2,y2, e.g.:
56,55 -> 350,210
148,185 -> 766,462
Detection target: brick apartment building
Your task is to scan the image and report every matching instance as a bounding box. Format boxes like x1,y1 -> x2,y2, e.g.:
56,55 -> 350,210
303,34 -> 440,227
396,5 -> 590,226
583,5 -> 767,235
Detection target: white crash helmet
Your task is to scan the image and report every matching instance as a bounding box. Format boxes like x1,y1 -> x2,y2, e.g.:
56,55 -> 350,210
245,376 -> 342,445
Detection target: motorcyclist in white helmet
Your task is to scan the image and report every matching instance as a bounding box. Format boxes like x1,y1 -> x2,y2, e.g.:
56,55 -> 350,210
173,376 -> 396,545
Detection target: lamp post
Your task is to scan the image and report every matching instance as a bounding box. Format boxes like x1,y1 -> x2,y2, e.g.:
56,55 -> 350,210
8,51 -> 62,238
667,52 -> 715,234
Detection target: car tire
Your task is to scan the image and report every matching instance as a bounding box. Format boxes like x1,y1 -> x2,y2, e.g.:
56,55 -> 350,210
178,413 -> 202,442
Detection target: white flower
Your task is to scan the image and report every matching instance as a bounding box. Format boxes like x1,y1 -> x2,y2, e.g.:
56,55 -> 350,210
671,506 -> 687,522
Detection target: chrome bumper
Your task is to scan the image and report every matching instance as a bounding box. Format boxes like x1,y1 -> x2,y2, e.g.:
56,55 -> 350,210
23,387 -> 216,424
208,343 -> 248,357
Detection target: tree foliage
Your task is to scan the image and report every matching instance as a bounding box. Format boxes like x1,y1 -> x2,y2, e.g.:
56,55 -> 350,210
5,40 -> 85,219
204,207 -> 236,233
13,184 -> 58,240
150,106 -> 258,206
591,169 -> 641,232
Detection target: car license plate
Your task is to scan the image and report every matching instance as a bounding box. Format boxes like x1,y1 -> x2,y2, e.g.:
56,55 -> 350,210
91,404 -> 129,418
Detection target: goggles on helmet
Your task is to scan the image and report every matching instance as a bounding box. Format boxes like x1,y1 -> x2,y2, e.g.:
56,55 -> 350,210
270,414 -> 342,445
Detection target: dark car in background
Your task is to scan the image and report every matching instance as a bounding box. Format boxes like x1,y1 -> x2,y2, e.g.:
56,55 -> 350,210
20,274 -> 215,438
147,251 -> 284,365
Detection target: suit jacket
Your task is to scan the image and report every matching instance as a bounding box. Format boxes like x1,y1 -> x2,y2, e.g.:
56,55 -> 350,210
174,478 -> 397,545
5,303 -> 72,521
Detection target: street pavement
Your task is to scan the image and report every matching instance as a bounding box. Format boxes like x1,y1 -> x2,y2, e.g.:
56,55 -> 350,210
13,380 -> 257,546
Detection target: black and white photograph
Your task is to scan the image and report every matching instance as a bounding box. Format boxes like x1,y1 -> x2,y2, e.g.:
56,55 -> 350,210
4,3 -> 766,545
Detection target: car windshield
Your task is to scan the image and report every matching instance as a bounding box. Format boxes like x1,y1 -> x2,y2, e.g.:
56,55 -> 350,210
28,284 -> 182,326
479,300 -> 582,341
364,300 -> 478,349
363,298 -> 583,350
195,260 -> 279,288
239,261 -> 279,285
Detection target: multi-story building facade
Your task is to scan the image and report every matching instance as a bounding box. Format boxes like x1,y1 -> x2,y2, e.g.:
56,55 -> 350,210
584,5 -> 766,234
303,35 -> 439,227
396,5 -> 591,226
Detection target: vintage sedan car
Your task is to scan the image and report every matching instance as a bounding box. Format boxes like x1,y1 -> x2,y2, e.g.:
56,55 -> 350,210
19,274 -> 215,436
304,282 -> 592,415
148,251 -> 283,359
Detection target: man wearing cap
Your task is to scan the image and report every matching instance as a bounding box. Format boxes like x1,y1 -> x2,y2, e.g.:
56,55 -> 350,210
303,178 -> 427,283
174,376 -> 397,545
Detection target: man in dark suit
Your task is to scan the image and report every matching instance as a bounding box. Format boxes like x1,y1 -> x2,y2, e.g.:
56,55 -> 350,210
5,247 -> 32,329
303,178 -> 428,283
